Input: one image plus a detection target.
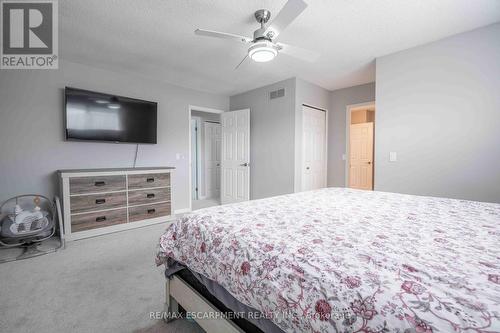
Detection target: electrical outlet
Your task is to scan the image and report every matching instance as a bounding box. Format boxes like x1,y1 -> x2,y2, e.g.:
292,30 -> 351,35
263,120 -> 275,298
389,152 -> 397,162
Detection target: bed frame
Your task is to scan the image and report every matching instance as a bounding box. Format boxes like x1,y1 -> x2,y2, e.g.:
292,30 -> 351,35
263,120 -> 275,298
165,275 -> 244,333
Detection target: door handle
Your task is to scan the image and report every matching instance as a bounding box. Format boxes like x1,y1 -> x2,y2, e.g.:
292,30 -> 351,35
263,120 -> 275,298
240,163 -> 249,167
306,166 -> 310,170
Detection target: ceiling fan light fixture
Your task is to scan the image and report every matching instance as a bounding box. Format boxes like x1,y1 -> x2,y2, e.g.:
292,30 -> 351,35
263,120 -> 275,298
248,41 -> 278,62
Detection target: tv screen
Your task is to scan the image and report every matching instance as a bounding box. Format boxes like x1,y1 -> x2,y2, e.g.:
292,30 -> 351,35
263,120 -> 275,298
65,87 -> 157,144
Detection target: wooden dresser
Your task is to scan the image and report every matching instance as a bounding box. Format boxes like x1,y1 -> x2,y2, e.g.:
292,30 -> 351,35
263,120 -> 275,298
58,167 -> 175,241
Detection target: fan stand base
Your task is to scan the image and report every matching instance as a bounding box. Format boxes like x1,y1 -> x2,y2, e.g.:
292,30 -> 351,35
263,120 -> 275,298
0,240 -> 61,264
254,9 -> 271,24
16,243 -> 48,260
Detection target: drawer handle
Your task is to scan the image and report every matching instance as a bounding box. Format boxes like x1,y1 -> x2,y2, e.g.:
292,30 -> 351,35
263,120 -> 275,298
94,181 -> 106,187
95,216 -> 107,222
146,177 -> 155,183
95,199 -> 106,204
147,209 -> 156,214
147,193 -> 155,199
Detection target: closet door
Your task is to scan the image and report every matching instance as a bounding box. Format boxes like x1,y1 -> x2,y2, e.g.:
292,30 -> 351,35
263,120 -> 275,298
301,105 -> 327,191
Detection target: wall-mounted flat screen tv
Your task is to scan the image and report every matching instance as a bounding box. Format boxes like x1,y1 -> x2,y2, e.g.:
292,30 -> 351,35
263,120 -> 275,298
65,87 -> 157,144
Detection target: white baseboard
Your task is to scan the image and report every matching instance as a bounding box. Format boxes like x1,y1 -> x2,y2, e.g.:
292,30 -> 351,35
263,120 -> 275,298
174,208 -> 191,214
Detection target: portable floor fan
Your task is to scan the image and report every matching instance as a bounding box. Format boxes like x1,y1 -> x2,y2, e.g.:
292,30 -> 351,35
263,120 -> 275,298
195,0 -> 320,69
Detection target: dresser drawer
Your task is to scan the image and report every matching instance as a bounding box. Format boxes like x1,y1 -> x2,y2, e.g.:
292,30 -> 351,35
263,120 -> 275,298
70,175 -> 126,194
70,192 -> 127,214
128,188 -> 170,206
128,202 -> 171,223
71,208 -> 127,232
128,173 -> 170,189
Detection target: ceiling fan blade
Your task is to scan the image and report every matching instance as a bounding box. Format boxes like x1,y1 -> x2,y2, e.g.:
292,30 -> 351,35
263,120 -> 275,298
195,29 -> 252,43
234,54 -> 248,70
278,42 -> 320,62
264,0 -> 307,40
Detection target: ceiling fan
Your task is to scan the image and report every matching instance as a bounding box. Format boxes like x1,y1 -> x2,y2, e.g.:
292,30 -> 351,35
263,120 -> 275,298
195,0 -> 320,69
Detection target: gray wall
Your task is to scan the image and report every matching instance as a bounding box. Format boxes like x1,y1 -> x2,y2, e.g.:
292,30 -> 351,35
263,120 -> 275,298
375,23 -> 500,203
294,78 -> 331,191
230,78 -> 296,199
0,60 -> 229,210
328,83 -> 376,187
230,77 -> 375,197
5,21 -> 496,210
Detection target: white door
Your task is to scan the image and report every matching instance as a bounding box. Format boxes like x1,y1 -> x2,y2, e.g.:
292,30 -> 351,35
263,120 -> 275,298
204,122 -> 221,199
221,109 -> 250,204
349,122 -> 374,190
301,105 -> 327,191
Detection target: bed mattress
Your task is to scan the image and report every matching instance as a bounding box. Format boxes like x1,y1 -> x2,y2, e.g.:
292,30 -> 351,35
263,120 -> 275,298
157,188 -> 500,332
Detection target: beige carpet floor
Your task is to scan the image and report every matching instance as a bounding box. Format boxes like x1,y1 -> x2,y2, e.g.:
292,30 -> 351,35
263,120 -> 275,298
0,222 -> 204,333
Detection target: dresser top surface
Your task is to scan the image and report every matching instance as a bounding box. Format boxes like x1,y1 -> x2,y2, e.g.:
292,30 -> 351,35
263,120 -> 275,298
58,167 -> 175,174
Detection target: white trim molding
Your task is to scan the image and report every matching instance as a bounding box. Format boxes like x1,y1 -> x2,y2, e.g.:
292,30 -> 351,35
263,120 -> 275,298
189,105 -> 225,114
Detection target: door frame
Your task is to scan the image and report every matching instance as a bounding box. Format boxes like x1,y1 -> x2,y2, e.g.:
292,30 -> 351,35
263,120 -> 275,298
191,116 -> 202,201
188,105 -> 225,212
345,101 -> 376,188
298,104 -> 329,192
190,117 -> 201,200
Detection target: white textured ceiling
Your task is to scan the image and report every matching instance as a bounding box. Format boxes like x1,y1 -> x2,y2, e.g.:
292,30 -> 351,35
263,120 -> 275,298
60,0 -> 500,96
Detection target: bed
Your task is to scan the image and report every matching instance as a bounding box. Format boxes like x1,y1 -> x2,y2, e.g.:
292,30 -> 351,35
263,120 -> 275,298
156,188 -> 500,332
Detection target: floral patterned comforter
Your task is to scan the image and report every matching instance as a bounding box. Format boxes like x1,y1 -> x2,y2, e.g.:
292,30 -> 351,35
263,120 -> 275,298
157,188 -> 500,332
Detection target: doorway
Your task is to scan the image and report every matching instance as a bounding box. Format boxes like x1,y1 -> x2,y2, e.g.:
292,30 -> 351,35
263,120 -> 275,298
189,106 -> 223,211
301,105 -> 327,191
346,102 -> 375,190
